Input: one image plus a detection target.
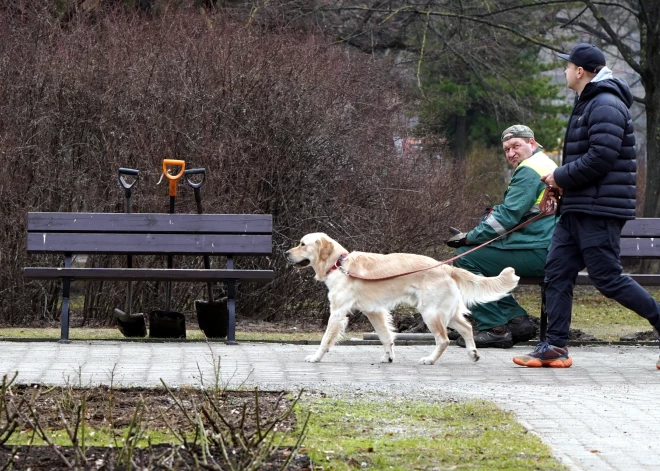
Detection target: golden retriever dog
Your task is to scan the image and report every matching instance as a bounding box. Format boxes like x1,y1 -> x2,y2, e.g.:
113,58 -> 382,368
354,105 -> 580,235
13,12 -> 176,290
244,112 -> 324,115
285,233 -> 519,365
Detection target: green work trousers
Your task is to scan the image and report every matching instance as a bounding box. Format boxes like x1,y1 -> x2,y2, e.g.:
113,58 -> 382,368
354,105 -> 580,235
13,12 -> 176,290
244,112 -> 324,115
453,245 -> 548,330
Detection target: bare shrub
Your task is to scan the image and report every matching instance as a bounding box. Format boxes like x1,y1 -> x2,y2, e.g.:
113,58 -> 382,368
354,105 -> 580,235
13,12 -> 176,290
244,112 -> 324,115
0,3 -> 484,326
1,373 -> 308,470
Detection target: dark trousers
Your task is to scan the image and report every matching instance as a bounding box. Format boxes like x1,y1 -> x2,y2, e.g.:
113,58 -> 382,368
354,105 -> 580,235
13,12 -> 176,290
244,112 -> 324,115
455,245 -> 547,330
544,212 -> 660,347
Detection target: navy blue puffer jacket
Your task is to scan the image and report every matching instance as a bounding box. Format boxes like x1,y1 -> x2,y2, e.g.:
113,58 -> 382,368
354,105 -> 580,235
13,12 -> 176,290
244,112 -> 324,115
554,69 -> 636,219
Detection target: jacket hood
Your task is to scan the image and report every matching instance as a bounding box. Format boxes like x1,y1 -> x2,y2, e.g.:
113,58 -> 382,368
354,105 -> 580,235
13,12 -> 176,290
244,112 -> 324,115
581,67 -> 634,108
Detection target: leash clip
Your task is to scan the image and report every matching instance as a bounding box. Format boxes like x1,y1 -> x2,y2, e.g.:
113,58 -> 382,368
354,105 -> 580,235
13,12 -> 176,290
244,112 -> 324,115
326,252 -> 350,276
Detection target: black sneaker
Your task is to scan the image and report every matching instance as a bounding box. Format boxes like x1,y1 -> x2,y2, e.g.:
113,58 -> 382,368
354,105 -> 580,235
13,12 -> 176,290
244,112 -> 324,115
456,326 -> 514,349
507,315 -> 537,344
447,327 -> 460,340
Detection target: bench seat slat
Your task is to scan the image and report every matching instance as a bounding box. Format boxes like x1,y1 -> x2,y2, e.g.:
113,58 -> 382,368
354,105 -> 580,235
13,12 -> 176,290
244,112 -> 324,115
619,238 -> 660,258
519,274 -> 660,286
27,233 -> 272,255
24,267 -> 274,282
27,212 -> 272,234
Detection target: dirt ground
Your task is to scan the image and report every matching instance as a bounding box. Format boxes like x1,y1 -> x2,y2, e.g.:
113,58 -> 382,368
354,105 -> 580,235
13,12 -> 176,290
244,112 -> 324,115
0,386 -> 310,470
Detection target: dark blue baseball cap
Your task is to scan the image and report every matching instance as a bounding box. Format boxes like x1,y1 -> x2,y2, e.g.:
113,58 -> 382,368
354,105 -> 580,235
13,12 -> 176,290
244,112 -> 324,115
557,43 -> 606,73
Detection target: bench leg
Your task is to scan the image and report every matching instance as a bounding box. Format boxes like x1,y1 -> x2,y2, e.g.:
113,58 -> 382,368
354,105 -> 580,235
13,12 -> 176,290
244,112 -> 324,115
539,282 -> 547,342
59,254 -> 73,344
226,280 -> 237,345
60,277 -> 72,344
225,256 -> 238,345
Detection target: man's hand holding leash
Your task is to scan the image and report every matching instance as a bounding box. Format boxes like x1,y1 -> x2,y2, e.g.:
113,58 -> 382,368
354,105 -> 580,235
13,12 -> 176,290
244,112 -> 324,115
541,172 -> 563,195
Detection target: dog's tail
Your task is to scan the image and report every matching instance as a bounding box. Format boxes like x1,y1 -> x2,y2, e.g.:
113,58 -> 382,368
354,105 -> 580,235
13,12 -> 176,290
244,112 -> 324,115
450,266 -> 519,307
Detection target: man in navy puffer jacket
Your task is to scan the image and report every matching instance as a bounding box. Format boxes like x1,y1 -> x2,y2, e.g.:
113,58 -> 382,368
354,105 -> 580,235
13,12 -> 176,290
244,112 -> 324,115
513,43 -> 660,369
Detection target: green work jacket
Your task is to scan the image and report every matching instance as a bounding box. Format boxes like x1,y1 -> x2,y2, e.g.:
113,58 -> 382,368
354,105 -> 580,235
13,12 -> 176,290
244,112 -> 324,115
466,150 -> 558,250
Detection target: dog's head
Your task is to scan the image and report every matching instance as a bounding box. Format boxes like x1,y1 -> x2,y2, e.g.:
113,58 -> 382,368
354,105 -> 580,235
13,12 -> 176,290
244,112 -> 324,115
285,233 -> 344,280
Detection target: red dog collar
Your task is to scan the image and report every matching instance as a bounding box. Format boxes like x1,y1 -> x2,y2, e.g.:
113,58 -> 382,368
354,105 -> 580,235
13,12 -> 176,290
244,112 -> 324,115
326,253 -> 349,275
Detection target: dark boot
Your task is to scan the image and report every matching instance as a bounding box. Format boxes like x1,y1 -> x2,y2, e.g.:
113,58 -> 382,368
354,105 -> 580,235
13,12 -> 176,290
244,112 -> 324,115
447,327 -> 460,340
507,315 -> 537,344
456,325 -> 513,349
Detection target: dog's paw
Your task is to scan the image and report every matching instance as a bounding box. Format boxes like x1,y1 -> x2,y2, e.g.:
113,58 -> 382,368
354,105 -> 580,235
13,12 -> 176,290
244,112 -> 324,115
469,349 -> 480,362
418,356 -> 436,365
305,353 -> 323,363
379,353 -> 394,363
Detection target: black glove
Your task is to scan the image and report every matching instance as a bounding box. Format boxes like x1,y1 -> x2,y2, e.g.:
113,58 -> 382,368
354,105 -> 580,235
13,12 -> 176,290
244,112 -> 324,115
446,232 -> 468,248
480,207 -> 493,222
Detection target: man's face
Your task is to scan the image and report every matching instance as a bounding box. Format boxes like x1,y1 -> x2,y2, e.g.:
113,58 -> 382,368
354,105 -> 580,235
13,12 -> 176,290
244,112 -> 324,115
502,137 -> 534,168
564,62 -> 580,92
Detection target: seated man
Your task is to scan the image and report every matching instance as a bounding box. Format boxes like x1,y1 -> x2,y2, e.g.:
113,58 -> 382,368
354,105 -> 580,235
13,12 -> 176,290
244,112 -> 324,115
447,125 -> 557,348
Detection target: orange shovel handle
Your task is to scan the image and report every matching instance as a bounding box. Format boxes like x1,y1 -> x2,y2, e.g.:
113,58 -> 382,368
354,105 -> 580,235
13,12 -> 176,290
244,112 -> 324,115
162,159 -> 186,197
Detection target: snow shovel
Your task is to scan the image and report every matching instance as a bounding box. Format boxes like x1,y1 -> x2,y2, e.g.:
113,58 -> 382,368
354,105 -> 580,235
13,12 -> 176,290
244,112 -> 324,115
148,159 -> 187,338
185,168 -> 228,338
113,168 -> 147,337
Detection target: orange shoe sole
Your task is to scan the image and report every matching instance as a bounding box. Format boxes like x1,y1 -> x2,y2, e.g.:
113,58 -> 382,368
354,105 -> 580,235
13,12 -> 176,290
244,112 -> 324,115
513,357 -> 542,367
513,356 -> 572,368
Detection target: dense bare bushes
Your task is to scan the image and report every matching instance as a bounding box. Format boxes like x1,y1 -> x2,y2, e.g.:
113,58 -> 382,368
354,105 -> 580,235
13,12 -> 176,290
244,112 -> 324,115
0,4 -> 484,326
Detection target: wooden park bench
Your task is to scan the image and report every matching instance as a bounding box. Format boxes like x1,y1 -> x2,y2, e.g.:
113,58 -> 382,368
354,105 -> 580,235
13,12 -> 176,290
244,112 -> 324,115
518,217 -> 660,339
24,212 -> 274,343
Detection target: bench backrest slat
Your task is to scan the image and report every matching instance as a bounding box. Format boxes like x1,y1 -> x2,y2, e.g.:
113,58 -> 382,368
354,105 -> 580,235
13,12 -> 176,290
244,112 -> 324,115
28,212 -> 272,234
26,212 -> 273,255
27,233 -> 272,255
621,218 -> 660,238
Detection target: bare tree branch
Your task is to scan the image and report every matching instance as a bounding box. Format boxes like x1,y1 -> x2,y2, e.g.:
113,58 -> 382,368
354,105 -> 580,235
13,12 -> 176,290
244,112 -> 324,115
592,1 -> 639,16
466,0 -> 638,18
582,0 -> 641,74
559,6 -> 590,29
632,95 -> 647,105
321,6 -> 566,52
474,0 -> 579,17
556,17 -> 611,41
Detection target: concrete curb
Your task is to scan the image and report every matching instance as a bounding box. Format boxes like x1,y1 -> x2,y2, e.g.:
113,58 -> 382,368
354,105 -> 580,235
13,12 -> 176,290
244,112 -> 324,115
0,336 -> 658,348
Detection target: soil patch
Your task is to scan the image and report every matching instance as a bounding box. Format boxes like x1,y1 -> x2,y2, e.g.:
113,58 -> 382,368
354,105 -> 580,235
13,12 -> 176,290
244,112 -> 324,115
0,386 -> 310,470
2,444 -> 310,470
619,330 -> 658,341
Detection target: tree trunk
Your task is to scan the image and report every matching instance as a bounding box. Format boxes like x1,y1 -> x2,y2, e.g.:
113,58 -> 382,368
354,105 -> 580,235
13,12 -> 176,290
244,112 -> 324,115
641,0 -> 660,218
453,114 -> 467,161
640,85 -> 659,273
639,0 -> 659,272
643,88 -> 660,217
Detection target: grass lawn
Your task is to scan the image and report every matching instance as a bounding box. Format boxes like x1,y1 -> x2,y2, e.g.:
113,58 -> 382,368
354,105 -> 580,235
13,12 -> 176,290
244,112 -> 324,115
299,396 -> 567,471
0,327 -> 324,342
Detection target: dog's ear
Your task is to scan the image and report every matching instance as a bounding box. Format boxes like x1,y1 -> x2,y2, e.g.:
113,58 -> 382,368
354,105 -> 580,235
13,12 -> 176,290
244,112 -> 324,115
318,237 -> 334,262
